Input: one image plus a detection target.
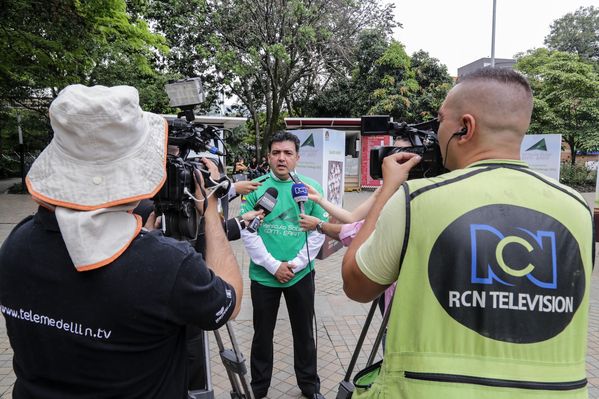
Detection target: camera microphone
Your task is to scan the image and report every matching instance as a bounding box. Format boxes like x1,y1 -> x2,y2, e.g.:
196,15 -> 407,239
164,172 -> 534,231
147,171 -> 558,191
246,187 -> 279,233
203,144 -> 224,156
291,182 -> 309,214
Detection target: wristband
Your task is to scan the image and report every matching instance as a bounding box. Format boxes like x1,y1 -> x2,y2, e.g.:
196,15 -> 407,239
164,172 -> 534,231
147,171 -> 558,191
316,221 -> 324,234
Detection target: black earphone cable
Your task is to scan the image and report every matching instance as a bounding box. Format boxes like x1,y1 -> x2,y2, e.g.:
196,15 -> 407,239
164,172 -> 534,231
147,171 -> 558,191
442,128 -> 466,169
304,229 -> 320,397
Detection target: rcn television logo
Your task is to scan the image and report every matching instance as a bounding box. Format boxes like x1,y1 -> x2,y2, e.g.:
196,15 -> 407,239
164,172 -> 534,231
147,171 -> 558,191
469,224 -> 557,289
428,204 -> 585,343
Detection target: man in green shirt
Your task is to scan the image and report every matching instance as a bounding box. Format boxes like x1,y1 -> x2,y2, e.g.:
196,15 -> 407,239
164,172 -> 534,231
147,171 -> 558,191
241,131 -> 328,399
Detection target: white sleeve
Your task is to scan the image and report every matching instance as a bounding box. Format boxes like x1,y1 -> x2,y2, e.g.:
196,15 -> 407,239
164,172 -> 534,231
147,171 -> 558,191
241,228 -> 280,275
289,230 -> 326,273
227,183 -> 237,201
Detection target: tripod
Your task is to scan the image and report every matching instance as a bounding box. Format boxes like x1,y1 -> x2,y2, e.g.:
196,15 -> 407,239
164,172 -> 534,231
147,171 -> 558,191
188,322 -> 254,399
336,296 -> 391,399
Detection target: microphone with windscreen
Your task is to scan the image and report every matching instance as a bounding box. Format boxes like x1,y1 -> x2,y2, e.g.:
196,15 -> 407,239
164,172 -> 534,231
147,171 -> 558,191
246,187 -> 279,233
291,182 -> 309,214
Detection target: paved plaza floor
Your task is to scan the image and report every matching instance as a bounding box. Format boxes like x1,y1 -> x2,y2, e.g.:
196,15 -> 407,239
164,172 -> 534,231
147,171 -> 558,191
0,186 -> 598,398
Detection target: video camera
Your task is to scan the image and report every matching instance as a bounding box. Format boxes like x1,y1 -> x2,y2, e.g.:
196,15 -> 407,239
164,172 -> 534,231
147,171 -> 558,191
153,78 -> 231,241
361,115 -> 445,180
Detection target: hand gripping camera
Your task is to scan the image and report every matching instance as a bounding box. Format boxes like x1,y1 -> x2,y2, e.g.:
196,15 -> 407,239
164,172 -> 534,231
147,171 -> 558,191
153,78 -> 231,241
361,115 -> 445,180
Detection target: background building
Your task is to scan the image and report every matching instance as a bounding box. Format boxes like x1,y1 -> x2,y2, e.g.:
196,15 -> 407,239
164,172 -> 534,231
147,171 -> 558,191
458,57 -> 516,78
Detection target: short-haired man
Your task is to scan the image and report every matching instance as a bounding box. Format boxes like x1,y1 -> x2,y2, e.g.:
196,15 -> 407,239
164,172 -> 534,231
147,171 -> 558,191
241,131 -> 327,399
343,68 -> 593,398
0,85 -> 243,398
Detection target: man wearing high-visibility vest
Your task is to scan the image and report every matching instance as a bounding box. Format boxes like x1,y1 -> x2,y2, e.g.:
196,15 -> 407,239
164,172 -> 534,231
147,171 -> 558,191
342,67 -> 593,398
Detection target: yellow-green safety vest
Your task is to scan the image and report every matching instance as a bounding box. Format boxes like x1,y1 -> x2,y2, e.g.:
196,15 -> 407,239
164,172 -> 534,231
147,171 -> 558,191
355,160 -> 593,399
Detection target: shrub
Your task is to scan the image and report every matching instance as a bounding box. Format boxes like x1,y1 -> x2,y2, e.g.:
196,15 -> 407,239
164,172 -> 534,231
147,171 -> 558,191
560,162 -> 596,192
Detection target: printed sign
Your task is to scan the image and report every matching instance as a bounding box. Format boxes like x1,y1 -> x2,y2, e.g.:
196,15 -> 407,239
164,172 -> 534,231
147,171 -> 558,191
520,134 -> 562,180
292,128 -> 346,259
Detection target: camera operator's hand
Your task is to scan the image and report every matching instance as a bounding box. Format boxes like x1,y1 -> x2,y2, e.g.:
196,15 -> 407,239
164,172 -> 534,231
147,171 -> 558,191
193,169 -> 217,215
201,157 -> 221,181
381,152 -> 421,194
299,214 -> 321,231
241,209 -> 264,223
144,211 -> 161,231
275,262 -> 295,284
234,180 -> 262,195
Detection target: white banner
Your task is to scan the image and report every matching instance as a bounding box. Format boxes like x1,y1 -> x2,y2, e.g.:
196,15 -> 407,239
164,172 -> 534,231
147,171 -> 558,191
520,134 -> 562,180
292,129 -> 346,206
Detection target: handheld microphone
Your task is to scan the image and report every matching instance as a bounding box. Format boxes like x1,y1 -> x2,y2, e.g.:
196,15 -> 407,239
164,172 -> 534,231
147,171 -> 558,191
291,183 -> 309,214
246,187 -> 279,233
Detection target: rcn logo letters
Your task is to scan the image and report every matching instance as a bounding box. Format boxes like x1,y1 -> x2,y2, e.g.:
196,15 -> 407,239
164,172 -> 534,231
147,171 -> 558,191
293,186 -> 308,196
469,224 -> 557,289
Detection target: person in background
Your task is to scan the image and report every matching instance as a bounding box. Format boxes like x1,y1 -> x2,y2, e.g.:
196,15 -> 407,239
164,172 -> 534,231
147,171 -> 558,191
241,131 -> 327,399
258,156 -> 269,175
248,156 -> 259,179
343,68 -> 593,398
0,85 -> 243,398
233,157 -> 248,175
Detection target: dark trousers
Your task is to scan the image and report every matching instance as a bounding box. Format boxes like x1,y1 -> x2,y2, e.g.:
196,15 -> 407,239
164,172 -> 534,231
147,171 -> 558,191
250,272 -> 320,397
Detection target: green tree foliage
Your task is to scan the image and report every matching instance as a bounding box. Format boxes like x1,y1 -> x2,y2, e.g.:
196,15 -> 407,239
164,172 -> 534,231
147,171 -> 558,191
304,29 -> 389,118
409,50 -> 453,120
516,48 -> 599,164
199,0 -> 397,157
1,0 -> 166,107
130,0 -> 222,113
544,6 -> 599,63
0,0 -> 167,155
368,40 -> 417,119
305,31 -> 451,123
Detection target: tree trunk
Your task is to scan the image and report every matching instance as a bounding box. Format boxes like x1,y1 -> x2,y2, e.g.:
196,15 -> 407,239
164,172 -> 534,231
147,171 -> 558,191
251,110 -> 261,159
568,138 -> 576,165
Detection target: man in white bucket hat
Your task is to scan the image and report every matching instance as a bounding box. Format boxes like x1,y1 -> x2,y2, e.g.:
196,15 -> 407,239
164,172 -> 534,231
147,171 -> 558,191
0,84 -> 243,398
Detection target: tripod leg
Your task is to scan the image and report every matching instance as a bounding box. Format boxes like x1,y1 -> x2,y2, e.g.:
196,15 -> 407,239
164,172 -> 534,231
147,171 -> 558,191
335,298 -> 379,399
188,330 -> 215,398
214,324 -> 255,399
226,323 -> 254,399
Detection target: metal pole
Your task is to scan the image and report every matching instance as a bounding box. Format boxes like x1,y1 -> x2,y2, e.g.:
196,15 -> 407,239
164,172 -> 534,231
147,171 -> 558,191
491,0 -> 497,67
17,113 -> 25,193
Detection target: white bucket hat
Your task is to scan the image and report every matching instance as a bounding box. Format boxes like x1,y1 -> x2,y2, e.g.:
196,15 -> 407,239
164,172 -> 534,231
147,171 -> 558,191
26,84 -> 167,210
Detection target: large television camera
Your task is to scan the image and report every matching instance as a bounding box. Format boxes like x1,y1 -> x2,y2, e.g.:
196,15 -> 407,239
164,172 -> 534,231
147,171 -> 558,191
361,115 -> 445,180
153,78 -> 231,241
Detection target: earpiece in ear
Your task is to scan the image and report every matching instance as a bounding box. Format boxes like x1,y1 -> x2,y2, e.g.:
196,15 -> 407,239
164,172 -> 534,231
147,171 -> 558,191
453,127 -> 467,137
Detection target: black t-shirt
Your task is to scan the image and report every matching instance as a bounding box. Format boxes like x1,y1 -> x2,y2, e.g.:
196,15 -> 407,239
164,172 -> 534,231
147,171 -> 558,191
0,207 -> 236,399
